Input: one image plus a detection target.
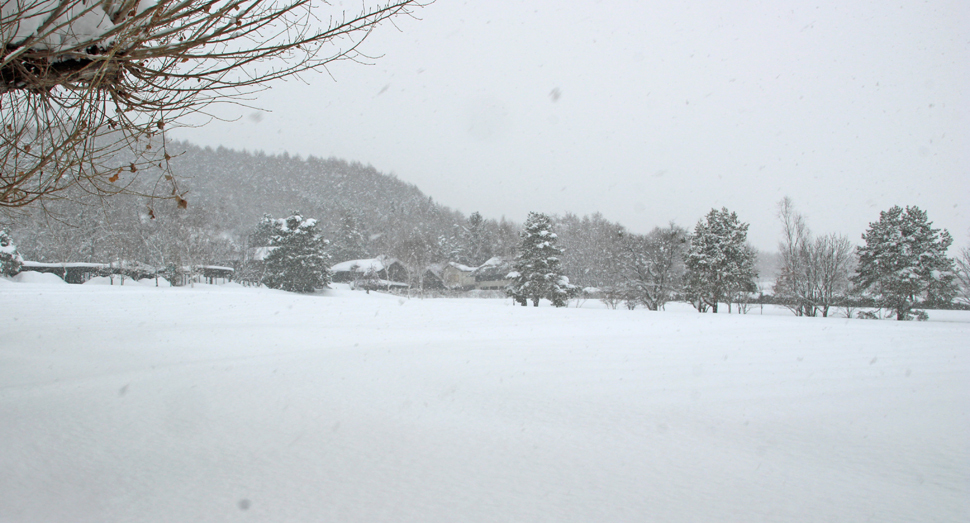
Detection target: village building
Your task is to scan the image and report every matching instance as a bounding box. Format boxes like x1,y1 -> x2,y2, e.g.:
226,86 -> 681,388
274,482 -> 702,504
472,257 -> 512,290
331,257 -> 409,289
441,262 -> 477,290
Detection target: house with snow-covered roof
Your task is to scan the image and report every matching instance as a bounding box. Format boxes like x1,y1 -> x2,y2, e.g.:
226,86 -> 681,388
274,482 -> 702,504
331,257 -> 408,289
472,257 -> 512,290
441,262 -> 477,290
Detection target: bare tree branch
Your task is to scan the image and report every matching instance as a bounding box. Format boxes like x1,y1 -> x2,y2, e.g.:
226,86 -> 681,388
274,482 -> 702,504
2,0 -> 426,210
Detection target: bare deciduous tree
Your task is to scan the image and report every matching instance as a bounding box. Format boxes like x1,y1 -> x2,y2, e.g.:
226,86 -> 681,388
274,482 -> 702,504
2,0 -> 423,209
620,223 -> 686,311
775,197 -> 854,317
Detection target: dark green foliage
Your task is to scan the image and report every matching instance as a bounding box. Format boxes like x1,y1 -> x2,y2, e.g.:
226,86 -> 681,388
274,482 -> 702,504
248,214 -> 278,249
852,206 -> 956,320
683,208 -> 758,313
507,212 -> 574,307
0,228 -> 22,276
456,211 -> 494,266
261,214 -> 332,293
329,211 -> 370,263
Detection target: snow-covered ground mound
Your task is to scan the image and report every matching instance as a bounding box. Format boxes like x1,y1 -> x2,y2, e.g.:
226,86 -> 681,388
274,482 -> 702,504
11,270 -> 66,284
1,283 -> 967,522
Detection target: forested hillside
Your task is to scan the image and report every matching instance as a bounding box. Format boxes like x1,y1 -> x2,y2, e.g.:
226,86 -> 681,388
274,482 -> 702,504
6,142 -> 522,275
5,142 -> 783,299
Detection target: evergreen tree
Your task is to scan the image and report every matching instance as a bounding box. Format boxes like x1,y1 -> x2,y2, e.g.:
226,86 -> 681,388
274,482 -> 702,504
330,211 -> 369,263
852,206 -> 956,320
248,214 -> 278,248
261,214 -> 332,293
0,228 -> 22,276
683,208 -> 757,313
956,245 -> 970,307
464,211 -> 494,266
450,211 -> 494,266
507,212 -> 573,307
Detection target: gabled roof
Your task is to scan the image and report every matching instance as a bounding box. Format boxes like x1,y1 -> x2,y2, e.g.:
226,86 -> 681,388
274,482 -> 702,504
472,257 -> 511,279
445,261 -> 476,273
331,257 -> 391,273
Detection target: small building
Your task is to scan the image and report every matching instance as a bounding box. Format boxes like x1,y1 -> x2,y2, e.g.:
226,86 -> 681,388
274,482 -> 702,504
421,264 -> 446,290
201,265 -> 234,285
331,257 -> 409,289
441,262 -> 477,290
19,261 -> 106,284
19,261 -> 233,285
166,265 -> 235,286
473,257 -> 512,290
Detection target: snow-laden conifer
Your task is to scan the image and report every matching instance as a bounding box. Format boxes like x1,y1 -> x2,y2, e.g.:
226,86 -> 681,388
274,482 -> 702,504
329,211 -> 369,264
507,212 -> 573,307
683,208 -> 758,313
852,206 -> 955,320
0,228 -> 23,276
261,214 -> 331,293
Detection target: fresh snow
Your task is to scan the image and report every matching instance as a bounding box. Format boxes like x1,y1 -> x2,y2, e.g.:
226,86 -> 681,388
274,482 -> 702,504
1,281 -> 967,522
11,270 -> 65,284
331,257 -> 387,273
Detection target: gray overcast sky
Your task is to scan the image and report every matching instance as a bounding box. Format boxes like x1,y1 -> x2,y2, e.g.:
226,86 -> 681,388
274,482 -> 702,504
176,0 -> 969,251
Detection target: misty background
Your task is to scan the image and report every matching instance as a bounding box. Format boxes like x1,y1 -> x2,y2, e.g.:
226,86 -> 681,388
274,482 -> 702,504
173,0 -> 969,251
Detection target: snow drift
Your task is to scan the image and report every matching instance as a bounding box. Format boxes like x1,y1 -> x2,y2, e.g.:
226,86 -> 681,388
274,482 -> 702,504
0,281 -> 967,522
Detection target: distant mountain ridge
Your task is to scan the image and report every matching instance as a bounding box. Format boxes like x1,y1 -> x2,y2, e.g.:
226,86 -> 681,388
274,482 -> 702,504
169,141 -> 471,257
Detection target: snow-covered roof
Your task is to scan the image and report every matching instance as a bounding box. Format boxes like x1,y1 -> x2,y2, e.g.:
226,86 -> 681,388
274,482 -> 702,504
332,258 -> 386,273
19,260 -> 232,272
424,263 -> 445,277
473,257 -> 511,279
22,261 -> 106,269
446,262 -> 476,273
478,257 -> 505,268
201,265 -> 234,272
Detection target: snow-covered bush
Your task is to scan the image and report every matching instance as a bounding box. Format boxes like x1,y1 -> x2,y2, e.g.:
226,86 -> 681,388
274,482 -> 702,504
0,228 -> 23,276
260,214 -> 331,293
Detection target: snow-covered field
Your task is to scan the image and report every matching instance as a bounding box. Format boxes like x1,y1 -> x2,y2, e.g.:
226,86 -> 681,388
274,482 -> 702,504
1,278 -> 968,523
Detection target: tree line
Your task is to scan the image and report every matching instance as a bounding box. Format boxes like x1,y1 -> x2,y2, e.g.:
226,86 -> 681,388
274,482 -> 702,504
503,201 -> 966,321
1,144 -> 967,319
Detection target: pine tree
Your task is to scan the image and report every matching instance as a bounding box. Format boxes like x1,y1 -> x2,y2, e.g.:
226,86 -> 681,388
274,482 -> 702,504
683,208 -> 758,313
261,214 -> 332,293
464,211 -> 493,266
852,206 -> 956,320
507,212 -> 573,307
329,211 -> 369,263
0,228 -> 22,277
248,214 -> 278,248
